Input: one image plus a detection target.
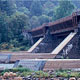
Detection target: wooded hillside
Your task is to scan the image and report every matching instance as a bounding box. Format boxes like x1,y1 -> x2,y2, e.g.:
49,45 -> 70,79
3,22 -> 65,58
0,0 -> 78,51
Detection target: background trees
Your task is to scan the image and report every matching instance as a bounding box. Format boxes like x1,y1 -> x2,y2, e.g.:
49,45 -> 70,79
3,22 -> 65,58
0,0 -> 78,51
30,1 -> 43,16
39,15 -> 50,25
43,1 -> 55,16
53,0 -> 75,21
10,12 -> 30,41
0,12 -> 10,43
0,0 -> 16,15
30,16 -> 40,29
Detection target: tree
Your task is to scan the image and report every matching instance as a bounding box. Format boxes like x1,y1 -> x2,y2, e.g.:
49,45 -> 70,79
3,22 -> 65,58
43,1 -> 54,16
18,7 -> 30,16
15,0 -> 24,8
0,0 -> 17,15
30,1 -> 43,16
53,0 -> 75,21
39,15 -> 51,25
10,12 -> 30,41
0,12 -> 11,43
30,16 -> 40,29
72,0 -> 80,9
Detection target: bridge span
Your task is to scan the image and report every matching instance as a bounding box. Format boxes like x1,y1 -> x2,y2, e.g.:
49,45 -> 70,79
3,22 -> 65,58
22,11 -> 80,59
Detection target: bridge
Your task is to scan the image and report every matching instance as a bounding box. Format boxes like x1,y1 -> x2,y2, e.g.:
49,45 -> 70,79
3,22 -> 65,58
0,11 -> 80,71
24,11 -> 80,58
29,11 -> 80,38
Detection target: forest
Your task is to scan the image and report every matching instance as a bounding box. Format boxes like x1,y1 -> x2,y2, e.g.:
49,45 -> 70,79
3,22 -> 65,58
0,0 -> 79,51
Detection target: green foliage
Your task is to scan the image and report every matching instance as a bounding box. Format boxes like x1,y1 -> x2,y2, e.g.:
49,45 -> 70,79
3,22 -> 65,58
57,72 -> 68,77
20,72 -> 32,77
0,0 -> 16,15
11,48 -> 20,52
11,12 -> 30,42
53,0 -> 75,21
12,67 -> 31,73
34,71 -> 49,78
1,69 -> 10,75
18,65 -> 23,67
1,69 -> 80,78
10,39 -> 20,47
43,1 -> 54,16
70,72 -> 80,77
1,67 -> 31,76
19,46 -> 30,51
0,43 -> 14,50
0,0 -> 77,51
30,16 -> 40,28
4,69 -> 10,73
10,12 -> 30,40
18,7 -> 30,16
56,69 -> 71,77
35,71 -> 44,75
39,15 -> 50,25
30,1 -> 43,16
0,9 -> 31,51
0,12 -> 11,43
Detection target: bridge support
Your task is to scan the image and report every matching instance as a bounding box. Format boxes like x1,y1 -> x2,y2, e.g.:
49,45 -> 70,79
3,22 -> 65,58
30,29 -> 64,53
55,28 -> 80,59
30,29 -> 54,53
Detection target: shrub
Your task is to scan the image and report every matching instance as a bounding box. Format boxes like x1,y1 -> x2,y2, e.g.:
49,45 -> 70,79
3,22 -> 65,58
12,68 -> 19,73
11,48 -> 20,52
34,71 -> 49,78
43,72 -> 49,78
19,46 -> 25,51
20,72 -> 32,77
12,67 -> 31,73
24,46 -> 30,51
70,72 -> 79,77
4,69 -> 10,72
59,72 -> 68,77
18,65 -> 23,67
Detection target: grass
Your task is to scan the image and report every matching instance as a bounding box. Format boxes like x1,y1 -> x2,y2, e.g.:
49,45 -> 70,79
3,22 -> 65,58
1,67 -> 80,78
